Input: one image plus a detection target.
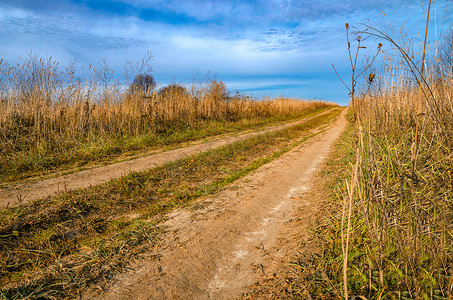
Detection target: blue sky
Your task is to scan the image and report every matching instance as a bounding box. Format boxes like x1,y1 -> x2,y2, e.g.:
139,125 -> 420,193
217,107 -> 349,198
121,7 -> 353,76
0,0 -> 452,105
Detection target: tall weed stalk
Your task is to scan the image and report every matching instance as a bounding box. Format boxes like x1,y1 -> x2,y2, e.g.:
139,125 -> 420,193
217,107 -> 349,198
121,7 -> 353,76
341,5 -> 452,298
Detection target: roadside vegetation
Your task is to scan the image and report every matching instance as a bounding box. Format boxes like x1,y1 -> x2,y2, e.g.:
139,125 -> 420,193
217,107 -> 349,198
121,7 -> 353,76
0,100 -> 342,298
274,9 -> 452,300
0,54 -> 333,183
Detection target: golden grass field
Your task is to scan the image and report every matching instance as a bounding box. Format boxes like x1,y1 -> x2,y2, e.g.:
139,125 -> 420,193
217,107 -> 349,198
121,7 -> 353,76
0,55 -> 332,182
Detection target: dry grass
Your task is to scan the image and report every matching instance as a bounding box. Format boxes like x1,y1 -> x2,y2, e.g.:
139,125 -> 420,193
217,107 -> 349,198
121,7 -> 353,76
0,54 -> 333,182
344,79 -> 452,298
341,18 -> 453,298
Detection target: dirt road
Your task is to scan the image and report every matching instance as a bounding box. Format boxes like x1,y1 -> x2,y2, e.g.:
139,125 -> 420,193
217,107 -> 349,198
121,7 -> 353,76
0,109 -> 333,207
86,109 -> 347,299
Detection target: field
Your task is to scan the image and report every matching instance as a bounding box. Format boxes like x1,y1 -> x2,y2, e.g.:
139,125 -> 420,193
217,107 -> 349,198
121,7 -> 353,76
1,8 -> 452,300
0,55 -> 331,183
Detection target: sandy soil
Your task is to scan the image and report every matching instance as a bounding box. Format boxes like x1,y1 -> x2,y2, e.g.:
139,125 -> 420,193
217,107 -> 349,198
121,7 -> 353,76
83,109 -> 347,300
0,109 -> 334,207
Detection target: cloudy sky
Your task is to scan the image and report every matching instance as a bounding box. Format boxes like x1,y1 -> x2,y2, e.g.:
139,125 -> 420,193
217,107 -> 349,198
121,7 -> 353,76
0,0 -> 451,105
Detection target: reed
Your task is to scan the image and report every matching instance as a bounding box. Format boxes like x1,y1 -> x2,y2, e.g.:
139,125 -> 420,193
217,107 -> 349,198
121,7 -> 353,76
342,81 -> 452,298
0,54 -> 333,182
340,13 -> 452,299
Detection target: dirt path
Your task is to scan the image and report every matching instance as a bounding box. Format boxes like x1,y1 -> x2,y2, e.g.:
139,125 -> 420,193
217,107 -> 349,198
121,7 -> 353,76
0,109 -> 334,207
85,109 -> 347,299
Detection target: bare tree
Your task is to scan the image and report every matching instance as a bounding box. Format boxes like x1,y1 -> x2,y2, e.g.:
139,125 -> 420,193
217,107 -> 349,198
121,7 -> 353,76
130,73 -> 156,95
